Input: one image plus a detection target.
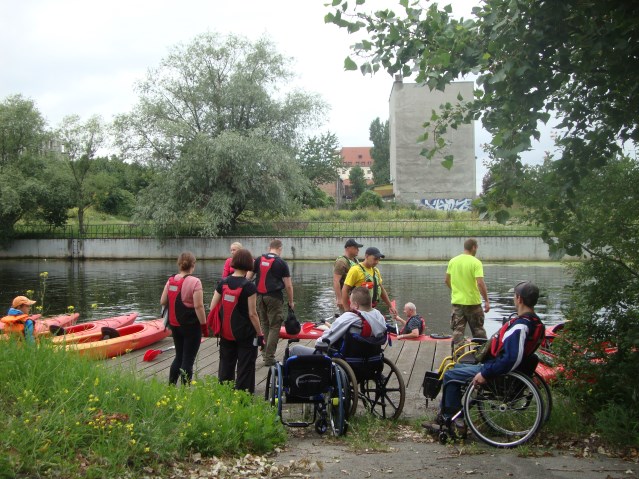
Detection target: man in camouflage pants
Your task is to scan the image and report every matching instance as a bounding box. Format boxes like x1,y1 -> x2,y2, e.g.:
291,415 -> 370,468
445,238 -> 490,352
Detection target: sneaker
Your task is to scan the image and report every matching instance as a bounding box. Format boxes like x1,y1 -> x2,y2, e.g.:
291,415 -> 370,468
422,413 -> 445,433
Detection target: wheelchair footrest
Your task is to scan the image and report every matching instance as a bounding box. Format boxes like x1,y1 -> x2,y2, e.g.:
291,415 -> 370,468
284,420 -> 314,428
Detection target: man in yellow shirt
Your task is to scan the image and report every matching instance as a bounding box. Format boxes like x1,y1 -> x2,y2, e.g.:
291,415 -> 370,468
341,247 -> 397,316
445,238 -> 490,350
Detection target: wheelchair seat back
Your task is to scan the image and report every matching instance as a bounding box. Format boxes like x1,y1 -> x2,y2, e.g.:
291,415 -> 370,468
338,333 -> 386,380
285,354 -> 333,399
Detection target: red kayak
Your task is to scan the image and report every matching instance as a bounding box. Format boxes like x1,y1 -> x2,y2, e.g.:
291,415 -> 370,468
50,313 -> 138,342
63,319 -> 171,359
34,313 -> 79,335
389,332 -> 452,342
280,321 -> 324,340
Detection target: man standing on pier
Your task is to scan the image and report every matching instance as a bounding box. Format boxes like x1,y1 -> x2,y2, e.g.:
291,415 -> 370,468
252,239 -> 294,367
341,246 -> 397,316
446,238 -> 489,351
333,238 -> 363,313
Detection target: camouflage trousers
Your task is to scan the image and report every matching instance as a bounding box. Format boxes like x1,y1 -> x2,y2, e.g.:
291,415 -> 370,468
450,304 -> 487,352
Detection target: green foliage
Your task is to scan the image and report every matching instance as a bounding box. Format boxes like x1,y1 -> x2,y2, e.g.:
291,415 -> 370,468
115,33 -> 325,233
297,132 -> 342,187
348,165 -> 367,199
369,118 -> 390,184
353,190 -> 383,209
0,338 -> 286,477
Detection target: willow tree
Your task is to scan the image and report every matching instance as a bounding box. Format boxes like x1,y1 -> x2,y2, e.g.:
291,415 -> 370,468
115,33 -> 327,234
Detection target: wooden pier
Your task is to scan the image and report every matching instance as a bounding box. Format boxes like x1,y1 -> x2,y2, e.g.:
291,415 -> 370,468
103,336 -> 452,418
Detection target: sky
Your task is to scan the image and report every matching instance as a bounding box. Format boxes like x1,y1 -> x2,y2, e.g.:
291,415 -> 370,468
0,0 -> 554,193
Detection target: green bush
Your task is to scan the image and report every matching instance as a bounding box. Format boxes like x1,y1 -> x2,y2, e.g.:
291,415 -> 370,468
353,190 -> 384,209
0,337 -> 286,477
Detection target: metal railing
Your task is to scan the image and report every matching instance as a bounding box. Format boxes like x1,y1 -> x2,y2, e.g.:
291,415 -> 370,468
11,220 -> 543,239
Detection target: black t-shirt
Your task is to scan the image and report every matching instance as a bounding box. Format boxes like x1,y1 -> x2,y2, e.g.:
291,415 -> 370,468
215,275 -> 257,318
253,254 -> 291,299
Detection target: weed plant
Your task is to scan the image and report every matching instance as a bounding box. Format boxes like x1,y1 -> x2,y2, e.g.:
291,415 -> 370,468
0,337 -> 286,478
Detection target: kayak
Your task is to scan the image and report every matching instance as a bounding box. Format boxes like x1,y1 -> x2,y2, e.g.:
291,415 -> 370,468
0,314 -> 42,331
34,313 -> 79,335
280,321 -> 324,340
63,318 -> 170,359
389,332 -> 452,342
50,313 -> 138,341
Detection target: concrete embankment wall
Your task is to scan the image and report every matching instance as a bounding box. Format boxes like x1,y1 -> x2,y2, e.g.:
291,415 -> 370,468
0,237 -> 563,261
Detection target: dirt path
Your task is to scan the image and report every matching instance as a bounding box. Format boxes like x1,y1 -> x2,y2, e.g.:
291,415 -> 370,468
272,428 -> 638,479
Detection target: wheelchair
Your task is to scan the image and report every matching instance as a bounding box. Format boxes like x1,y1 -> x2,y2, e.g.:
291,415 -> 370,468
422,339 -> 551,448
324,326 -> 406,420
264,339 -> 351,436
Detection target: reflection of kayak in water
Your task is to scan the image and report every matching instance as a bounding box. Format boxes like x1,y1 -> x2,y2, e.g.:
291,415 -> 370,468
388,332 -> 452,342
279,321 -> 324,340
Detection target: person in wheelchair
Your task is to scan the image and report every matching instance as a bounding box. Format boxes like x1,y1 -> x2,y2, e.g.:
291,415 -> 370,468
290,286 -> 387,356
424,281 -> 545,434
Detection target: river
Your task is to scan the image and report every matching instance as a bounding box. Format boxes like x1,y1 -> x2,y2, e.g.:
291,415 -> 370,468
0,259 -> 570,336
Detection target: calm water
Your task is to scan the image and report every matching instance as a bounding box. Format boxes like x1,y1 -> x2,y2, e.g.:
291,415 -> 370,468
0,259 -> 571,336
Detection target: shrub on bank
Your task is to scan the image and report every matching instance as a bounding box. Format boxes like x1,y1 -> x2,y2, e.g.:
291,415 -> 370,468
0,337 -> 286,478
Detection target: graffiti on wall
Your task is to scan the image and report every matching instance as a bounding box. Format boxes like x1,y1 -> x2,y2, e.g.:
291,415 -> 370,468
421,198 -> 472,211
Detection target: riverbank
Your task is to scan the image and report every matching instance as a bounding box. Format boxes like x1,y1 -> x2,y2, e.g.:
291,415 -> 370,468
0,236 -> 570,261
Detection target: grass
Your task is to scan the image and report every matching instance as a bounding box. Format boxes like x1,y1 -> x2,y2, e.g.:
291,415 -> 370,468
0,336 -> 286,478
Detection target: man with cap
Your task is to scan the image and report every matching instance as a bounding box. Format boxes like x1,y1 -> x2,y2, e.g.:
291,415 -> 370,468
1,295 -> 38,342
341,246 -> 397,315
424,280 -> 545,435
333,238 -> 363,313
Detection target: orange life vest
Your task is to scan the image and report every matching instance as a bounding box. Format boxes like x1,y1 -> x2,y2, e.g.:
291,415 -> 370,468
1,314 -> 31,334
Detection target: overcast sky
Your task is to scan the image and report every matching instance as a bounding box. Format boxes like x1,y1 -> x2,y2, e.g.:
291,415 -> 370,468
0,0 -> 554,193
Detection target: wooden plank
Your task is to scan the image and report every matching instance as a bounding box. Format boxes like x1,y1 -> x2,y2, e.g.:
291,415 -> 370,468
393,340 -> 421,395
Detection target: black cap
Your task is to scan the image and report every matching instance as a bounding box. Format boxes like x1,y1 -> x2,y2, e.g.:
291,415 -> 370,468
510,281 -> 540,307
365,247 -> 385,259
344,238 -> 364,248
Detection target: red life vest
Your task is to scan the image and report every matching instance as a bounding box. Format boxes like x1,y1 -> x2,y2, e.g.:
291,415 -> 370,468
167,275 -> 198,327
219,278 -> 255,341
489,312 -> 545,358
351,309 -> 373,337
256,255 -> 276,294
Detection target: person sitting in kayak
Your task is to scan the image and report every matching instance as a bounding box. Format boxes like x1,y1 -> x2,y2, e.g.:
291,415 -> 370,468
393,302 -> 425,340
1,296 -> 37,342
424,281 -> 545,435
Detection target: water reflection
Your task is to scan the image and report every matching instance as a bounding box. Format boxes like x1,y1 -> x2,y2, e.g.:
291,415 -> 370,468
0,259 -> 570,337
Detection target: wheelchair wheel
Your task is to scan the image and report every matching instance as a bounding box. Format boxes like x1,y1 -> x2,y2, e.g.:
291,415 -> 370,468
327,363 -> 348,436
331,358 -> 358,417
464,371 -> 543,448
266,364 -> 283,418
359,357 -> 405,420
532,371 -> 552,424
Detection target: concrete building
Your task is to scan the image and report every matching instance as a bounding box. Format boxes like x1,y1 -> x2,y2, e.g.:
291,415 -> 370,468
390,78 -> 476,209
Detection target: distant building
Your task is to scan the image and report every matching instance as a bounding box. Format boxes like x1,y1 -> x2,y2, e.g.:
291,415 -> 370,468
389,78 -> 476,210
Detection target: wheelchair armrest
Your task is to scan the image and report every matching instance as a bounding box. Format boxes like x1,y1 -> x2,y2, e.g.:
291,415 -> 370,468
470,337 -> 488,345
287,338 -> 300,344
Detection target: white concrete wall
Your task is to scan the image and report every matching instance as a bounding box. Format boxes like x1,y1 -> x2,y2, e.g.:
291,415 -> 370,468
0,237 -> 566,261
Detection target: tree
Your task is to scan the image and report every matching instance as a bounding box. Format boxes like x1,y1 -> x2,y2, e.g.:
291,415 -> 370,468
0,95 -> 70,238
349,166 -> 367,199
297,132 -> 342,187
57,114 -> 107,235
369,117 -> 390,184
114,33 -> 326,233
353,190 -> 383,209
326,0 -> 639,439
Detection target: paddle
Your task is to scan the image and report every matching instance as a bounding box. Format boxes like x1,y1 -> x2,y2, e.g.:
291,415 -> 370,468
143,345 -> 174,362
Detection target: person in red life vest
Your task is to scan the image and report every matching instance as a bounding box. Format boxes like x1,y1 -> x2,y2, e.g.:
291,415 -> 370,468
209,248 -> 263,393
221,241 -> 243,279
1,295 -> 37,343
248,239 -> 294,367
333,238 -> 363,313
341,247 -> 397,316
393,302 -> 426,340
160,251 -> 206,385
424,281 -> 545,434
290,286 -> 387,356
